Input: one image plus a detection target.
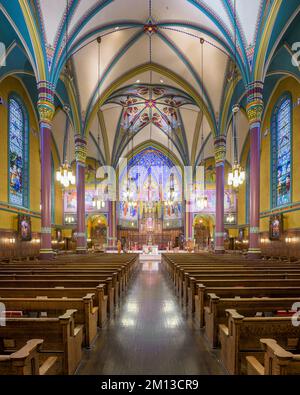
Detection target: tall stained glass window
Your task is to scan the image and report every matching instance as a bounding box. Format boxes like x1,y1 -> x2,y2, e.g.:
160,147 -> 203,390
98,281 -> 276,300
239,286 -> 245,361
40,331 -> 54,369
271,95 -> 292,208
8,96 -> 29,207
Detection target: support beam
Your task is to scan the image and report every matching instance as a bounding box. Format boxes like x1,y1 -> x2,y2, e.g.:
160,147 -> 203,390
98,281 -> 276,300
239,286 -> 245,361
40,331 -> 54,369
37,81 -> 55,260
75,135 -> 87,254
214,137 -> 226,254
246,81 -> 264,259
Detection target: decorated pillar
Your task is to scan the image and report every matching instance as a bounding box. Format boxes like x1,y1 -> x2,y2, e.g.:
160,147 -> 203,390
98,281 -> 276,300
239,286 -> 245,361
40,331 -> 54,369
108,200 -> 117,250
246,82 -> 264,258
38,81 -> 55,260
214,136 -> 226,254
75,135 -> 87,254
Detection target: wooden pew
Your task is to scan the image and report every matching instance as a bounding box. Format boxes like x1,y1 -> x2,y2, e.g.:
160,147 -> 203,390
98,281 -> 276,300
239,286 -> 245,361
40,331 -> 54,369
0,272 -> 121,308
0,295 -> 98,347
204,294 -> 300,348
0,339 -> 58,375
195,284 -> 300,328
219,309 -> 300,375
0,285 -> 108,328
246,339 -> 300,375
0,309 -> 83,375
0,278 -> 115,317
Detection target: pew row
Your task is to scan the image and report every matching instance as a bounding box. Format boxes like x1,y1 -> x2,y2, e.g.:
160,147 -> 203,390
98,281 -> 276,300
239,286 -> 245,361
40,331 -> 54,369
0,295 -> 98,347
219,309 -> 300,375
0,339 -> 58,375
246,339 -> 300,375
0,309 -> 83,374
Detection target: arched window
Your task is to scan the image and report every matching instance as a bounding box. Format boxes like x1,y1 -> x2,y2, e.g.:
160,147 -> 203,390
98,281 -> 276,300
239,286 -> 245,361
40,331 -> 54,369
8,95 -> 29,207
271,94 -> 292,208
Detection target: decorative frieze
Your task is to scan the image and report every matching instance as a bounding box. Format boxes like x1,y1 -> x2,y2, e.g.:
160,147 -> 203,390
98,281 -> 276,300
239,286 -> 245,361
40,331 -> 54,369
37,81 -> 55,125
214,136 -> 226,166
246,81 -> 264,125
75,134 -> 87,165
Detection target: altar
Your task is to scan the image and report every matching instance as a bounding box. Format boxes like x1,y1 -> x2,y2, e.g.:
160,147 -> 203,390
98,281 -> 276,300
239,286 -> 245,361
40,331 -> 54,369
142,244 -> 158,255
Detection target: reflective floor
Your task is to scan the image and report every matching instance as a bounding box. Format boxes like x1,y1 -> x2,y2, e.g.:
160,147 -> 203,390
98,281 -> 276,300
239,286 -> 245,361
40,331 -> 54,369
77,261 -> 226,375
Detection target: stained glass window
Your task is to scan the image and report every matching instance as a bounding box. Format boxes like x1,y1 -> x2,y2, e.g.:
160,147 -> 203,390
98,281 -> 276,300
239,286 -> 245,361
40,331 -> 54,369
272,95 -> 292,208
8,96 -> 28,207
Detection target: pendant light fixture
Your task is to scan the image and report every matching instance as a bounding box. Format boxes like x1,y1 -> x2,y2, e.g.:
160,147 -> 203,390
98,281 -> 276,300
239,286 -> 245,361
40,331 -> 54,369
56,0 -> 75,188
228,0 -> 245,188
194,37 -> 208,210
92,36 -> 106,210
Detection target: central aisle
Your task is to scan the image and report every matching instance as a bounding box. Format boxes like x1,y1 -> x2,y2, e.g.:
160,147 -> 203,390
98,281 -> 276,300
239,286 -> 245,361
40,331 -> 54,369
77,260 -> 225,375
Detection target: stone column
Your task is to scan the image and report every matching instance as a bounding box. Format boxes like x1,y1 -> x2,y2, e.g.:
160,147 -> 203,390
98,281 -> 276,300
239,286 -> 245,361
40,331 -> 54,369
75,135 -> 87,254
108,200 -> 117,250
37,81 -> 55,260
214,137 -> 226,254
246,82 -> 264,258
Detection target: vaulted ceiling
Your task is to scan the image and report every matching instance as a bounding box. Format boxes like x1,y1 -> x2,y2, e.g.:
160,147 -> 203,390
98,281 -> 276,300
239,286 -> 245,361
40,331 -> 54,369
1,0 -> 299,169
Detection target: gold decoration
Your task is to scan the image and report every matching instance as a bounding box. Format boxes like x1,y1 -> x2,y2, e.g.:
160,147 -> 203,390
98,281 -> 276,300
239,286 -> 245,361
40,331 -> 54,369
37,100 -> 55,124
246,99 -> 264,125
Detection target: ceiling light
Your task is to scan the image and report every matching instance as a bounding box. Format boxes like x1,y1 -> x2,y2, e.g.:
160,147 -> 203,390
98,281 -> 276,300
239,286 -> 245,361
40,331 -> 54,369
160,79 -> 164,83
136,79 -> 140,83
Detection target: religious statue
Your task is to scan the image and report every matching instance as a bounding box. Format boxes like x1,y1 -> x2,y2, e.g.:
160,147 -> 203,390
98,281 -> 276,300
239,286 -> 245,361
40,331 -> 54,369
117,240 -> 122,254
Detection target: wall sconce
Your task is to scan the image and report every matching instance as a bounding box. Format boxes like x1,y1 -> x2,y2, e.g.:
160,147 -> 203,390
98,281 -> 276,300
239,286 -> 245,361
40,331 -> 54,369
8,238 -> 16,244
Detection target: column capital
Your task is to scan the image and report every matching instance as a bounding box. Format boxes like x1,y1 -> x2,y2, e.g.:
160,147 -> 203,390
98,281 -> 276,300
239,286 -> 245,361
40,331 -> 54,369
75,134 -> 87,165
246,81 -> 264,125
214,136 -> 226,166
37,81 -> 55,125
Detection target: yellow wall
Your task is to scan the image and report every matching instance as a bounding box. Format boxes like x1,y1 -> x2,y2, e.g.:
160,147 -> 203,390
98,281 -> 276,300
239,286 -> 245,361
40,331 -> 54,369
0,76 -> 63,233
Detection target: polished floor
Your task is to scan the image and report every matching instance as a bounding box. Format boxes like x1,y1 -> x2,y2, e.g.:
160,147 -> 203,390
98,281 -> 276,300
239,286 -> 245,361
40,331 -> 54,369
77,261 -> 226,375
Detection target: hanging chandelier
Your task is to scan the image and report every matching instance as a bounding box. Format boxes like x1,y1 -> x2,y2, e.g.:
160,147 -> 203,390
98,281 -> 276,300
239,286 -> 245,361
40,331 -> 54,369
226,213 -> 235,224
165,172 -> 177,208
56,161 -> 75,188
228,105 -> 245,188
228,162 -> 245,188
56,2 -> 75,189
228,2 -> 245,189
92,192 -> 106,210
193,38 -> 208,211
196,193 -> 208,210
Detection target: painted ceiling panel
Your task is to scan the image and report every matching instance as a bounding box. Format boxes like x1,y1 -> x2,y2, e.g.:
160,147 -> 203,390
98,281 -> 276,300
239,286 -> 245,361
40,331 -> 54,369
72,28 -> 140,112
200,0 -> 233,35
179,107 -> 200,161
38,0 -> 66,46
101,105 -> 123,159
151,0 -> 229,43
69,0 -> 98,33
161,28 -> 228,113
235,0 -> 262,46
89,113 -> 106,162
195,115 -> 211,160
52,108 -> 68,163
73,0 -> 148,43
119,123 -> 182,163
117,71 -> 183,92
151,35 -> 199,93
